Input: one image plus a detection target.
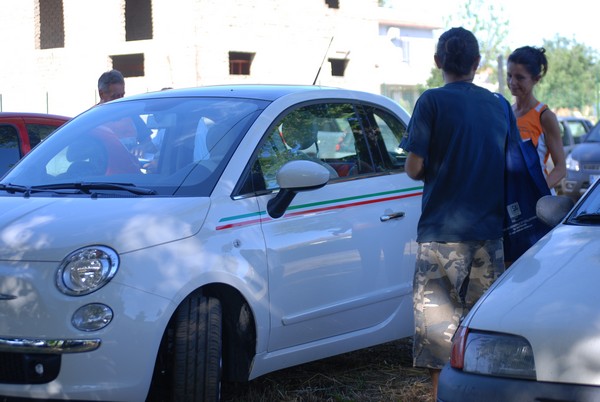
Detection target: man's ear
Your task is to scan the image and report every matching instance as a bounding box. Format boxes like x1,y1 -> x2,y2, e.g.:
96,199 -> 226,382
434,54 -> 442,69
472,55 -> 482,72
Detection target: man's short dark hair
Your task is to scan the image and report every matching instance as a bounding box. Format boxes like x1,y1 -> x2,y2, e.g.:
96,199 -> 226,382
98,69 -> 125,91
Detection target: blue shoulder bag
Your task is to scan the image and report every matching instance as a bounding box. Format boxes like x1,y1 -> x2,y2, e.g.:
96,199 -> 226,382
498,94 -> 552,263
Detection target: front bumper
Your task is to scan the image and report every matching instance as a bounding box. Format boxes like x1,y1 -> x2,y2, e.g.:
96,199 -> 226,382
438,365 -> 600,402
0,260 -> 173,402
0,337 -> 100,354
0,337 -> 99,385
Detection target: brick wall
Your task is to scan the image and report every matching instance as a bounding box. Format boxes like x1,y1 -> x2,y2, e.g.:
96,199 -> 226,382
0,0 -> 440,117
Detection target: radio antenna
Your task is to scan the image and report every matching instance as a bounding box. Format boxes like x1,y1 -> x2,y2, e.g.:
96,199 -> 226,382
313,36 -> 334,85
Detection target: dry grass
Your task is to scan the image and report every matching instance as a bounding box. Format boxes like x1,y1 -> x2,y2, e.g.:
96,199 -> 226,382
221,337 -> 432,402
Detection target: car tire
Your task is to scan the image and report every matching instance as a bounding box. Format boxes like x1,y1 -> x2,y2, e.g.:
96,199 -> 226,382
172,292 -> 223,402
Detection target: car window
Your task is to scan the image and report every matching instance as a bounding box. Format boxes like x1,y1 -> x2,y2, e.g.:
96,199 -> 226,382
3,97 -> 267,196
247,102 -> 377,192
0,124 -> 21,176
558,122 -> 570,146
360,105 -> 408,171
586,126 -> 600,142
26,123 -> 61,148
567,121 -> 589,144
568,180 -> 600,224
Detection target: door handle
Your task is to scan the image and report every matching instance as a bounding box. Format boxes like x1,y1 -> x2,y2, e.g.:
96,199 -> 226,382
380,211 -> 405,222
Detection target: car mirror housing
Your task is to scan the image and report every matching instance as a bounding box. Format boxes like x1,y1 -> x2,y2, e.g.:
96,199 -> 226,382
267,160 -> 330,219
536,195 -> 575,228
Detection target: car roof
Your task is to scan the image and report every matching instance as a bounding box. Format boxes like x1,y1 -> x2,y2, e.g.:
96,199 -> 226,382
0,112 -> 70,120
557,116 -> 591,122
118,84 -> 362,103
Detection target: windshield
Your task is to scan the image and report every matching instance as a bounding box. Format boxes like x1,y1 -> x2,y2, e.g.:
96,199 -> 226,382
567,181 -> 600,224
585,124 -> 600,142
1,97 -> 267,196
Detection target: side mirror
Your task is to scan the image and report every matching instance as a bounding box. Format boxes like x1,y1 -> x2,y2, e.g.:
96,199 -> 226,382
536,195 -> 575,228
267,160 -> 330,219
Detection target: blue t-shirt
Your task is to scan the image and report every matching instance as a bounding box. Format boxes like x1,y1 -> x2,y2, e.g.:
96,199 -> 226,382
402,82 -> 511,242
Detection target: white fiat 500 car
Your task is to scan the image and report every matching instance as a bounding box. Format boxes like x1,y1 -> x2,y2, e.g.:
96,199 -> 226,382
438,184 -> 600,402
0,85 -> 421,401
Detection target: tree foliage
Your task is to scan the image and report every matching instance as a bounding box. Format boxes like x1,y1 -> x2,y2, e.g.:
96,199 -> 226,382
535,36 -> 600,113
422,1 -> 600,116
447,0 -> 510,78
422,0 -> 510,95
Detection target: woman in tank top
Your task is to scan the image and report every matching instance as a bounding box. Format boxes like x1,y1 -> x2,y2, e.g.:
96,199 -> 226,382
507,46 -> 566,192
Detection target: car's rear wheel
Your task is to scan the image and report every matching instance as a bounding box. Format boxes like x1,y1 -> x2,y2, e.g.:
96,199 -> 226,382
172,292 -> 223,402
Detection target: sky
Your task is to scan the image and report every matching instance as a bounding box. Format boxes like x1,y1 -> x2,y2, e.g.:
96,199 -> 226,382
414,0 -> 600,52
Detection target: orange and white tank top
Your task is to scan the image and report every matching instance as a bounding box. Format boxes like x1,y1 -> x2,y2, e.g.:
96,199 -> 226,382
516,102 -> 550,166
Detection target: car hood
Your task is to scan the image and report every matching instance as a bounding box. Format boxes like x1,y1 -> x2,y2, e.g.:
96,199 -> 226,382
570,141 -> 600,161
0,196 -> 208,261
467,224 -> 600,384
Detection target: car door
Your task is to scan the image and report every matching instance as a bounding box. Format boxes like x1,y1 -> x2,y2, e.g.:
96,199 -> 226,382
241,101 -> 421,352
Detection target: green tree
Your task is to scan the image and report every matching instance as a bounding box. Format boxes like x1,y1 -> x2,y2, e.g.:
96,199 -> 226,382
423,0 -> 510,95
449,0 -> 509,78
535,36 -> 600,115
424,67 -> 443,89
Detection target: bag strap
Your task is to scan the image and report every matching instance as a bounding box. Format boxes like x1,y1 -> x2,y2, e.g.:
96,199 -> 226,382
497,93 -> 551,197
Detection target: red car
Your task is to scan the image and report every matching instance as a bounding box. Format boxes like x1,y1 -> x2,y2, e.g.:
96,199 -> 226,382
0,112 -> 70,176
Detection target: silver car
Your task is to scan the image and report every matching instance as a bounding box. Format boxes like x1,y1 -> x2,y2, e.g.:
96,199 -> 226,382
563,122 -> 600,201
557,116 -> 593,156
0,85 -> 420,402
438,184 -> 600,402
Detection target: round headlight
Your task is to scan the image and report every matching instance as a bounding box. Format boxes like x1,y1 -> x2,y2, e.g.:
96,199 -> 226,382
56,246 -> 119,296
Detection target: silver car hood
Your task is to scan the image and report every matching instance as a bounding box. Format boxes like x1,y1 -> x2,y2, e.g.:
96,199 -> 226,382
467,224 -> 600,385
0,196 -> 208,261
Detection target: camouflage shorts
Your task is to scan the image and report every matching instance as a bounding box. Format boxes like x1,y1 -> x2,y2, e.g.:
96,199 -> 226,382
412,239 -> 504,369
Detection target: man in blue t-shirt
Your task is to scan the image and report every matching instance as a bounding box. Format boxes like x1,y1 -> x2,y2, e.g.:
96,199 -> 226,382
400,27 -> 512,400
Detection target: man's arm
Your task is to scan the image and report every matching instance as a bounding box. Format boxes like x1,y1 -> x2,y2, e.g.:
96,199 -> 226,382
405,152 -> 425,181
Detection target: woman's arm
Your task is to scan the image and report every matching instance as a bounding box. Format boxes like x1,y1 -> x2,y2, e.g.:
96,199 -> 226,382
541,108 -> 566,189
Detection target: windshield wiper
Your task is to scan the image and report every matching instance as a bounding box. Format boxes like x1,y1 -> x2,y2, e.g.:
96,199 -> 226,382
0,183 -> 30,194
31,182 -> 156,196
571,212 -> 600,223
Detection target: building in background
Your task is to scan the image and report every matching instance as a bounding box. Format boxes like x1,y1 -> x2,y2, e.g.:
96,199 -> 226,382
0,0 -> 440,116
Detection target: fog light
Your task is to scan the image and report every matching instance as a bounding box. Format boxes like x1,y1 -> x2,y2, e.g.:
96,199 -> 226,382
72,303 -> 113,331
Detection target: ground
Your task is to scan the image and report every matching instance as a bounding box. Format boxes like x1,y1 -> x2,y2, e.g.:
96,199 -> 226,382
221,337 -> 432,402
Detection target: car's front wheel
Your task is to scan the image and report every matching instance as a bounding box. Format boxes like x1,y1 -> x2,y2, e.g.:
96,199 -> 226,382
172,292 -> 223,402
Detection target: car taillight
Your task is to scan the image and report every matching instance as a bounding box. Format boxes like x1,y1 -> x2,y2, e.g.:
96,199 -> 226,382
450,325 -> 468,369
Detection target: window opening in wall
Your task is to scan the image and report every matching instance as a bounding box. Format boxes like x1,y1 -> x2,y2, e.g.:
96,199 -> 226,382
111,54 -> 145,77
328,59 -> 348,77
325,0 -> 340,8
37,0 -> 65,49
229,52 -> 255,75
125,0 -> 153,41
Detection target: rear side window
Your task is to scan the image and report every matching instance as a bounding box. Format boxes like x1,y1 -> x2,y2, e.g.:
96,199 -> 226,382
359,105 -> 408,171
0,125 -> 21,176
26,123 -> 61,148
567,121 -> 590,145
